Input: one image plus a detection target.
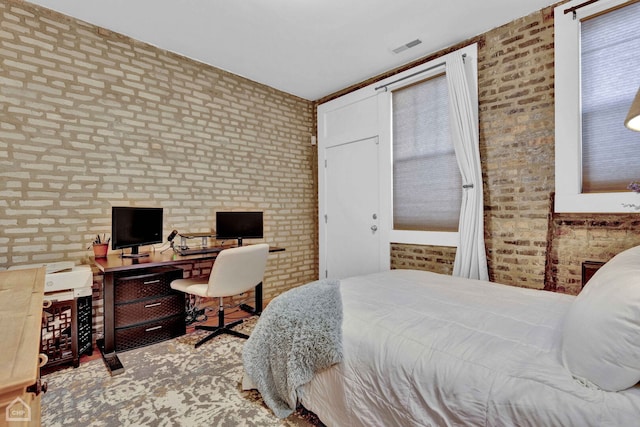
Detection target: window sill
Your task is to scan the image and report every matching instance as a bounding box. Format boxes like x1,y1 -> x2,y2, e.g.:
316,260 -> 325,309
554,192 -> 640,213
390,230 -> 459,247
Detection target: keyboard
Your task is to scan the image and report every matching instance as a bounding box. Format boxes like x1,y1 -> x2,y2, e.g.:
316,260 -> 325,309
177,247 -> 224,256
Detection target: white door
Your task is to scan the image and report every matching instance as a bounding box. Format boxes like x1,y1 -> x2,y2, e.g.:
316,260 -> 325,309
324,137 -> 380,279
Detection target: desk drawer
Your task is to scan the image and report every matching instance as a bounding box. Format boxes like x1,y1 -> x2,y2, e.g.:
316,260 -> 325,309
115,314 -> 185,352
114,268 -> 182,303
114,294 -> 184,328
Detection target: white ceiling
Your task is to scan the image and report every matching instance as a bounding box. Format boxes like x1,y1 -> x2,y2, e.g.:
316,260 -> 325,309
27,0 -> 559,101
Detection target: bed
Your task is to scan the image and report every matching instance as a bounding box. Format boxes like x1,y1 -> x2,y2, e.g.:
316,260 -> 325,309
243,246 -> 640,426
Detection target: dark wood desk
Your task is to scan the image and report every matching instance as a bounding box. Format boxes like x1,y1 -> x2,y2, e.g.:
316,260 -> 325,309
93,245 -> 284,375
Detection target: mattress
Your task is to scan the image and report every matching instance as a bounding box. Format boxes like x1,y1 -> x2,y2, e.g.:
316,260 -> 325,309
298,269 -> 640,426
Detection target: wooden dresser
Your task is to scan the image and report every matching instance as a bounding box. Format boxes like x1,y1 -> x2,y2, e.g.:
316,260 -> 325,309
0,268 -> 46,427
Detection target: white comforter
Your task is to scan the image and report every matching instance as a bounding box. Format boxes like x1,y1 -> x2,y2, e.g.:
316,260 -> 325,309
299,269 -> 640,426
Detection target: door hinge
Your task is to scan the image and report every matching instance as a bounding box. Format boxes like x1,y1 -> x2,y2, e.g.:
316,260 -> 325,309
324,159 -> 327,168
324,214 -> 328,223
325,270 -> 328,278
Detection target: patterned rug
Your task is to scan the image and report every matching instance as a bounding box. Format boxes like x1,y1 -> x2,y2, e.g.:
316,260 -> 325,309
41,318 -> 325,427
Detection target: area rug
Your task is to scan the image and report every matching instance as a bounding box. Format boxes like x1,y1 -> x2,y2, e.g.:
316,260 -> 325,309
41,318 -> 325,427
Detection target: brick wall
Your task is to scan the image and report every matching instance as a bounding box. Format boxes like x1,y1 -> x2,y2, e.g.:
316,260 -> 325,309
390,244 -> 456,275
382,8 -> 559,289
546,213 -> 640,295
0,0 -> 317,335
465,5 -> 640,293
323,3 -> 640,295
479,7 -> 557,289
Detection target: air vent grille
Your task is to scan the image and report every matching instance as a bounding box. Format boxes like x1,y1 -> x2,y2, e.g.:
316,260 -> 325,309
392,38 -> 422,54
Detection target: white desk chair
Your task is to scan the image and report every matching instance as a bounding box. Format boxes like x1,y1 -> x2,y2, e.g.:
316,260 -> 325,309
170,243 -> 269,348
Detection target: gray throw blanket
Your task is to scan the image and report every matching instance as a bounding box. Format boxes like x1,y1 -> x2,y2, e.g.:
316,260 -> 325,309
242,279 -> 343,418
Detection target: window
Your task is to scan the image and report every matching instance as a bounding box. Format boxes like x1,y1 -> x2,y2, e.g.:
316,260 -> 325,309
392,74 -> 462,232
376,45 -> 477,247
555,0 -> 640,212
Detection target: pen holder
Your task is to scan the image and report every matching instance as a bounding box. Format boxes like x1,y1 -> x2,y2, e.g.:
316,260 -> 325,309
93,243 -> 109,258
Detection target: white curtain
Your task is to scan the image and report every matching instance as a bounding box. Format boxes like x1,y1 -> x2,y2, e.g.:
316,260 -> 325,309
446,54 -> 489,281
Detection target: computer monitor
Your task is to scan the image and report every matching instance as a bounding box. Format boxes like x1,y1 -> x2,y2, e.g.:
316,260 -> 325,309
111,206 -> 163,258
215,211 -> 263,246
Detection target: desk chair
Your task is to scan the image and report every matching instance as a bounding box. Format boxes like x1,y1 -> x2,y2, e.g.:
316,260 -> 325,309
170,243 -> 269,348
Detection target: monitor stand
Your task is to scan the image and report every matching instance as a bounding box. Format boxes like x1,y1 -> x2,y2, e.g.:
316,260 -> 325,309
121,246 -> 150,259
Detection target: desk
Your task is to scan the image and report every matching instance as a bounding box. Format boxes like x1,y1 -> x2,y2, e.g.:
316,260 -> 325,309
93,245 -> 284,375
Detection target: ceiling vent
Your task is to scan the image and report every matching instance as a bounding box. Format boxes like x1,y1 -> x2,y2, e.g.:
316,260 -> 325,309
392,38 -> 422,54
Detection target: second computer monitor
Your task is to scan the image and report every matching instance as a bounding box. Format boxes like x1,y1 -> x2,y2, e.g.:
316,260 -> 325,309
215,211 -> 263,246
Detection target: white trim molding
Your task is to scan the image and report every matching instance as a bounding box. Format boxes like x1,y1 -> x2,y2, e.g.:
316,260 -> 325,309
554,0 -> 640,213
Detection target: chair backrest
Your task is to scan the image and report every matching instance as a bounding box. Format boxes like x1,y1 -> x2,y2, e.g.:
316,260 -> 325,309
206,243 -> 270,298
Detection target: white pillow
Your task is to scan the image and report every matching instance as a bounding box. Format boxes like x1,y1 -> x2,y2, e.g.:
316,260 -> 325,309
561,245 -> 640,391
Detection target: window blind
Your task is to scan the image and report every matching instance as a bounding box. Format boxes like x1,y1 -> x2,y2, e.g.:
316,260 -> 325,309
392,75 -> 461,232
581,1 -> 640,193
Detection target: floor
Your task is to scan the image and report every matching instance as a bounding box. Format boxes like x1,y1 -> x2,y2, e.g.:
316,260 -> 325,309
43,305 -> 254,374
